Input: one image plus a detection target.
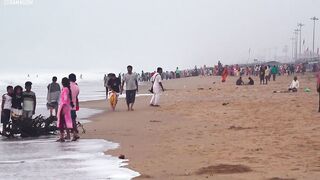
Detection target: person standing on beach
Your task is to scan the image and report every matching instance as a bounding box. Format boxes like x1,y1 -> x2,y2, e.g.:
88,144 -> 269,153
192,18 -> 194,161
69,73 -> 80,141
11,86 -> 23,119
56,77 -> 74,142
121,65 -> 138,111
175,67 -> 181,79
47,76 -> 61,117
1,86 -> 13,134
265,66 -> 270,85
271,65 -> 278,81
260,66 -> 265,85
104,74 -> 110,99
22,81 -> 36,119
221,66 -> 228,82
150,67 -> 165,107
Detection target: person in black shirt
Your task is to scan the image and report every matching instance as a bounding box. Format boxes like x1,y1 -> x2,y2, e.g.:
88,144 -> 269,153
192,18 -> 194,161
248,77 -> 254,85
107,73 -> 121,111
11,86 -> 23,120
236,77 -> 244,86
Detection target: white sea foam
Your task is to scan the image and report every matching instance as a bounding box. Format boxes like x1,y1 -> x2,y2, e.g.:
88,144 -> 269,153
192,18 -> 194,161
0,138 -> 140,180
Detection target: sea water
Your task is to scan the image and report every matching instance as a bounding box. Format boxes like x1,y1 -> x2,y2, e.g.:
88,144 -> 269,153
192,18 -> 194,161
0,138 -> 140,180
0,73 -> 141,179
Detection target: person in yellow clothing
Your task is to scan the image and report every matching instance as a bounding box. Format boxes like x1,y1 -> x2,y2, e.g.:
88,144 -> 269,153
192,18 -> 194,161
107,73 -> 121,111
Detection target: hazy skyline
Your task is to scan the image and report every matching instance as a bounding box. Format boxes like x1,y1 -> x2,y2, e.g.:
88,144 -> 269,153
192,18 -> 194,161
0,0 -> 320,73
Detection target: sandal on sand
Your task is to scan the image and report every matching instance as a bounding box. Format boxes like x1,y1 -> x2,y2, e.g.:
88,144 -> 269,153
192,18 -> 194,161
71,136 -> 80,141
65,135 -> 71,140
56,138 -> 65,142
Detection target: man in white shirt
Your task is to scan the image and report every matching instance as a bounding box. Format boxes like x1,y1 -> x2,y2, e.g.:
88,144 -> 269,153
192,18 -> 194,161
289,76 -> 299,92
150,67 -> 165,107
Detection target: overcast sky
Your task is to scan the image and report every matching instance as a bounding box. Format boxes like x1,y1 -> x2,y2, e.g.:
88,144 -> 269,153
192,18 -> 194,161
0,0 -> 320,73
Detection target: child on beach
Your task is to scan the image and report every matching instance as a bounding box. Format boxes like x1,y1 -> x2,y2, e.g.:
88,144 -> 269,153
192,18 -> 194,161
107,73 -> 121,111
236,77 -> 244,86
22,81 -> 36,119
248,77 -> 254,85
1,86 -> 13,134
57,77 -> 74,142
11,86 -> 23,119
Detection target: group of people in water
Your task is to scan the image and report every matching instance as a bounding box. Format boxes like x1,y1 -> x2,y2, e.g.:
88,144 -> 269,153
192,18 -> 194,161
1,74 -> 80,142
1,82 -> 36,134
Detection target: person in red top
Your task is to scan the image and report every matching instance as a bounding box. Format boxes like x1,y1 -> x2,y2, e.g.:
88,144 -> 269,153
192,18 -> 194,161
221,66 -> 228,82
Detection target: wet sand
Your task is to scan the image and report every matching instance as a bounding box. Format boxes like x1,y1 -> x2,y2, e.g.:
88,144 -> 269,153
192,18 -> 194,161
82,74 -> 320,180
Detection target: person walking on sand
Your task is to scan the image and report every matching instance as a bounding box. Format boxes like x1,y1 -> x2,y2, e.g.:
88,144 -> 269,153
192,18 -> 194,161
150,67 -> 165,107
107,73 -> 121,111
121,65 -> 138,111
265,66 -> 270,85
69,73 -> 80,141
47,76 -> 61,117
56,77 -> 74,142
104,74 -> 110,99
221,66 -> 228,82
22,81 -> 36,119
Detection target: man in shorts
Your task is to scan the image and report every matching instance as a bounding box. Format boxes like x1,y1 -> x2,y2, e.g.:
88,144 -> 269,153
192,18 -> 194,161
121,65 -> 138,111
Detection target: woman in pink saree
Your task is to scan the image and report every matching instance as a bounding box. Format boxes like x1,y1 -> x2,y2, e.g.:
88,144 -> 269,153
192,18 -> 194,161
56,77 -> 74,142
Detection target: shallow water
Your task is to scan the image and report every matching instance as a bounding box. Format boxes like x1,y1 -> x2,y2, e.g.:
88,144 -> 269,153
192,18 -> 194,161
0,138 -> 140,180
0,107 -> 140,179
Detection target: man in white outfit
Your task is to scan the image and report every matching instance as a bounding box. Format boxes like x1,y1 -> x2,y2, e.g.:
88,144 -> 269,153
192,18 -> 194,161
150,67 -> 165,107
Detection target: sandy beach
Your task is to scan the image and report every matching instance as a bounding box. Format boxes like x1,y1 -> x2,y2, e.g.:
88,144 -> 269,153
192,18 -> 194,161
82,74 -> 320,180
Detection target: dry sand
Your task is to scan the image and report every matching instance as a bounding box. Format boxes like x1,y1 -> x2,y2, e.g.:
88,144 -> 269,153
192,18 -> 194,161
82,73 -> 320,180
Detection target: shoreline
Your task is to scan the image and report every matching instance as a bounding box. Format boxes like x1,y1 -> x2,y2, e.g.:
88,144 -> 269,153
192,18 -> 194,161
81,74 -> 320,180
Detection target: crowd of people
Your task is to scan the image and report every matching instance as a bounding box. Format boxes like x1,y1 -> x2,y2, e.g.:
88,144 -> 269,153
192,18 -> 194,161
1,74 -> 80,142
1,61 -> 318,141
